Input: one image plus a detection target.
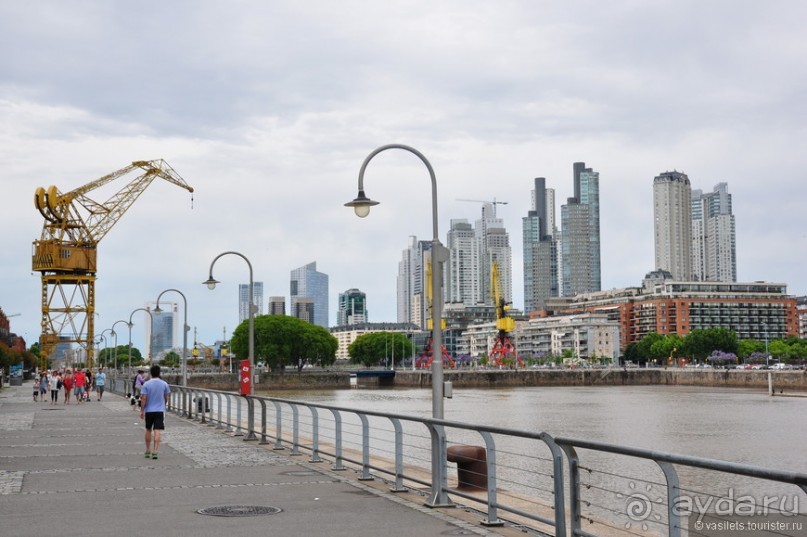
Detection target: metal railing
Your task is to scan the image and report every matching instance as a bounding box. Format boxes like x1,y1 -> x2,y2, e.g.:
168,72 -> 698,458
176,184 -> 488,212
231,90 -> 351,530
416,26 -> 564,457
115,383 -> 807,537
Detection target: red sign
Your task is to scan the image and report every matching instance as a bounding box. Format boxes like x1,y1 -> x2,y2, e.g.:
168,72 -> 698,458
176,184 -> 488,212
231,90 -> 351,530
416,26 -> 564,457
239,360 -> 252,396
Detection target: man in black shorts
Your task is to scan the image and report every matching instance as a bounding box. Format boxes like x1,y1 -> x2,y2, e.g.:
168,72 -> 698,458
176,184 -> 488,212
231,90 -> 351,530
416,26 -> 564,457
139,365 -> 171,459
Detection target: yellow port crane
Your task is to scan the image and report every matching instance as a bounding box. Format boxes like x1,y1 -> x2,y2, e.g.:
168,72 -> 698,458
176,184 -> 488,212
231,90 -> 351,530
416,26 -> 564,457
32,160 -> 194,370
488,260 -> 522,368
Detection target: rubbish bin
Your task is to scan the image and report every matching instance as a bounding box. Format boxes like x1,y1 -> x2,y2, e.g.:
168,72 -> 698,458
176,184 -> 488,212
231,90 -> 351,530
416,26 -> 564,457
447,445 -> 487,491
194,397 -> 210,413
10,376 -> 23,386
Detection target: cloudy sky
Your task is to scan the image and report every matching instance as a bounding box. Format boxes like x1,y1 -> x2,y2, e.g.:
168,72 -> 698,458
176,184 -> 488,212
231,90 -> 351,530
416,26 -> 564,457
2,1 -> 805,351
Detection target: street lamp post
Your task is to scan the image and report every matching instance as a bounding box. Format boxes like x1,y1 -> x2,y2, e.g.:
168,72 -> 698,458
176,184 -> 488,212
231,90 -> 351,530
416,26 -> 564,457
128,308 -> 154,374
764,322 -> 770,367
345,144 -> 448,419
154,289 -> 189,387
203,252 -> 256,391
98,329 -> 114,369
111,320 -> 129,374
346,144 -> 451,508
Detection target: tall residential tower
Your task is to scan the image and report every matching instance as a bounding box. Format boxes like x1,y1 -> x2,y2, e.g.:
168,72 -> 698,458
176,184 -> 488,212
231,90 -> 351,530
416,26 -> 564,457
692,182 -> 736,282
653,171 -> 692,281
561,162 -> 601,296
523,177 -> 560,313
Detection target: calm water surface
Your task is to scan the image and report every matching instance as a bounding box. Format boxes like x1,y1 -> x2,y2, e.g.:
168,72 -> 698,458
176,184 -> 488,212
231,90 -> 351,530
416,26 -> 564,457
273,384 -> 807,473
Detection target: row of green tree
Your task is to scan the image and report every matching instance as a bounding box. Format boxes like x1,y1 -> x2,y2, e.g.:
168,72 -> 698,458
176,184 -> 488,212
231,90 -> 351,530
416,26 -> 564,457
0,342 -> 38,373
624,328 -> 807,364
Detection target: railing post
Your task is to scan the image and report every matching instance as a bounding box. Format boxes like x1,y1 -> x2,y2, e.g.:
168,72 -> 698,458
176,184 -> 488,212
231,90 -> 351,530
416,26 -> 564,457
233,396 -> 244,436
657,461 -> 682,537
560,444 -> 582,537
224,393 -> 233,433
389,418 -> 406,492
540,433 -> 567,537
478,430 -> 503,526
290,403 -> 301,455
214,392 -> 224,429
308,406 -> 322,463
357,414 -> 373,481
187,389 -> 196,421
424,423 -> 452,507
329,409 -> 344,471
257,398 -> 269,444
243,396 -> 257,441
272,401 -> 284,450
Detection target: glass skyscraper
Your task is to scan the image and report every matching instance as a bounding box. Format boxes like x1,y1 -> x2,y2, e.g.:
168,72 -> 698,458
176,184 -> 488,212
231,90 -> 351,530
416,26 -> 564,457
290,262 -> 329,328
239,282 -> 264,324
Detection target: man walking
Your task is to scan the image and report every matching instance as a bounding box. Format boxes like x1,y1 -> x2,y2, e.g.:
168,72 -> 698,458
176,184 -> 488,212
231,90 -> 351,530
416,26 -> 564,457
73,369 -> 86,404
94,368 -> 106,401
139,364 -> 171,460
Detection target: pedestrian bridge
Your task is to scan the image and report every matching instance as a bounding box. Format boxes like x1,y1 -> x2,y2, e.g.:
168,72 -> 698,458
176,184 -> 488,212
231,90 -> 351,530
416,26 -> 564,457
350,369 -> 395,387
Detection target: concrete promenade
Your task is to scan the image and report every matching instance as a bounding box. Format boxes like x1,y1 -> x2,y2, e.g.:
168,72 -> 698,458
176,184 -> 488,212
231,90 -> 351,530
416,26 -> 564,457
0,382 -> 515,537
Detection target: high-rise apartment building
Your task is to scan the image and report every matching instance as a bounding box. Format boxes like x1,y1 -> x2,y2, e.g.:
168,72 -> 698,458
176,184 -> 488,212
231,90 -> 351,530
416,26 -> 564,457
397,237 -> 430,329
337,288 -> 367,326
692,183 -> 736,282
561,162 -> 601,296
238,282 -> 264,324
476,203 -> 512,306
268,296 -> 285,315
653,171 -> 693,281
523,177 -> 560,313
446,219 -> 480,305
290,262 -> 329,328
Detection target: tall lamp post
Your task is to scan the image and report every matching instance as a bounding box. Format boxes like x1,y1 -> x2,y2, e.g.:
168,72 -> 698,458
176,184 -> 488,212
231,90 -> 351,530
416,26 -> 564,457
128,308 -> 154,374
764,321 -> 770,367
203,252 -> 256,393
110,320 -> 129,373
154,289 -> 189,387
346,144 -> 449,420
98,329 -> 114,369
346,144 -> 451,508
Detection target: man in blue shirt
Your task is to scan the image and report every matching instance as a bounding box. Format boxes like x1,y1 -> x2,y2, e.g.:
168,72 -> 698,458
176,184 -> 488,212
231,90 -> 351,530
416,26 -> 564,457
139,364 -> 171,460
94,368 -> 106,401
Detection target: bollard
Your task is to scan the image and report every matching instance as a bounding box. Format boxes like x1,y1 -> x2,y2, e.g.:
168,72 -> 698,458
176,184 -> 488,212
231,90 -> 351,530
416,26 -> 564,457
447,445 -> 487,491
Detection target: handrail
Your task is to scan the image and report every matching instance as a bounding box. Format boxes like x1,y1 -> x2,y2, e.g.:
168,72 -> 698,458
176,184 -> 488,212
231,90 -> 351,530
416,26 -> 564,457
114,383 -> 807,537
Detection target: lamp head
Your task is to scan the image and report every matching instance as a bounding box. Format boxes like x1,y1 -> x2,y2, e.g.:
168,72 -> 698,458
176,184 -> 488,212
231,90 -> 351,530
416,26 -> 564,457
344,190 -> 379,218
203,276 -> 220,290
153,304 -> 163,314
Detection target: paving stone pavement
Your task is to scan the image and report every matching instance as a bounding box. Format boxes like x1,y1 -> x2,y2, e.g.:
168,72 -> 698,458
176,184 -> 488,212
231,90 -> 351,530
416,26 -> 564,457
0,382 -> 515,537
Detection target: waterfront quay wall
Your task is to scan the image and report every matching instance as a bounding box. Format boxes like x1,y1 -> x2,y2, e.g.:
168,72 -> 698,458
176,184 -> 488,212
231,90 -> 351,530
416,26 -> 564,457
171,369 -> 807,392
398,369 -> 807,391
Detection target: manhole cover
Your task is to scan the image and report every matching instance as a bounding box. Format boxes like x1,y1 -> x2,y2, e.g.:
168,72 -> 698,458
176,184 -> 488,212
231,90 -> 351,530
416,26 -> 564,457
197,505 -> 281,517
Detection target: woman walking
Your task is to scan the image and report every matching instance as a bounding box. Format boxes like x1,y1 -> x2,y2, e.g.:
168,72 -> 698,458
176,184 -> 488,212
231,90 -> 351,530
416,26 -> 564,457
63,369 -> 74,404
49,371 -> 61,405
39,372 -> 48,402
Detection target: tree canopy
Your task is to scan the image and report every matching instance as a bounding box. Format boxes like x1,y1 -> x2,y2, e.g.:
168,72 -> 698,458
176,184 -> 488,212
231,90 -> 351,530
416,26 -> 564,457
347,332 -> 414,367
231,315 -> 338,371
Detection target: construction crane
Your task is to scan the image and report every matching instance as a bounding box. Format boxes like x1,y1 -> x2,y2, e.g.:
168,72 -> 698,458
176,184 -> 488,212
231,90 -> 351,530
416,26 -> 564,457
32,160 -> 194,370
456,198 -> 509,217
487,260 -> 522,368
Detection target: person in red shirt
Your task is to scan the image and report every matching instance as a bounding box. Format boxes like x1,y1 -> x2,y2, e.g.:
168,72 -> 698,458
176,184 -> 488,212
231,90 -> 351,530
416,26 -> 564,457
63,369 -> 74,404
73,369 -> 86,404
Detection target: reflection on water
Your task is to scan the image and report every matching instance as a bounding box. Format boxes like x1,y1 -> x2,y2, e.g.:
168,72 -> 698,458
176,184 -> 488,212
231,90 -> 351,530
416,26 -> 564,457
274,385 -> 807,473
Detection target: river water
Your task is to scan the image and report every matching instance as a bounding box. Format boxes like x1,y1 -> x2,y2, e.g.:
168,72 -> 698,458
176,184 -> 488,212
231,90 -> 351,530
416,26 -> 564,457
276,384 -> 807,474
